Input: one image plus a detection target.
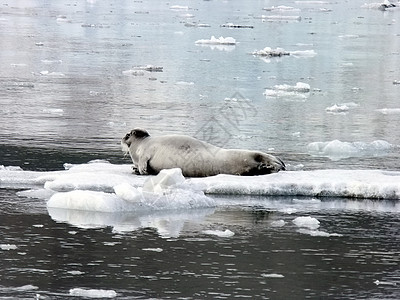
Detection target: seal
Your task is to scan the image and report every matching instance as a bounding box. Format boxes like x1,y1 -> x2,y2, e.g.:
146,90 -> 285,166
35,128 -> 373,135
121,128 -> 286,177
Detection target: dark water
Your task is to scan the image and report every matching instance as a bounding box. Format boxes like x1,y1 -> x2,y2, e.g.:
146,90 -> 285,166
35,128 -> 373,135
1,0 -> 400,298
1,191 -> 399,299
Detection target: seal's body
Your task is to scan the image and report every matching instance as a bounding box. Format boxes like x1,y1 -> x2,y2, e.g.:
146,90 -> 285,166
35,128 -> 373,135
122,128 -> 285,177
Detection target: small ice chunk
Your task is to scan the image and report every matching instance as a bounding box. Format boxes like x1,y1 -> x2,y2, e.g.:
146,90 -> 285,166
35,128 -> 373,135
203,229 -> 235,237
271,220 -> 286,227
252,47 -> 290,57
376,108 -> 400,115
122,69 -> 145,76
195,36 -> 236,45
297,229 -> 343,237
325,104 -> 349,113
142,248 -> 163,252
293,216 -> 320,229
14,285 -> 39,291
260,15 -> 301,21
274,82 -> 310,92
69,288 -> 117,298
170,5 -> 189,11
261,273 -> 285,278
143,168 -> 186,194
0,244 -> 17,250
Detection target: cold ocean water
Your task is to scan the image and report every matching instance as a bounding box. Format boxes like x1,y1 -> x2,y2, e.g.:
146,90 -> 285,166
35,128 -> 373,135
1,0 -> 400,299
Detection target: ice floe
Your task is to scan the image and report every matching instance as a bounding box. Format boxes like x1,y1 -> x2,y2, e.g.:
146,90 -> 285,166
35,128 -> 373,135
307,139 -> 394,160
47,168 -> 214,212
3,161 -> 400,201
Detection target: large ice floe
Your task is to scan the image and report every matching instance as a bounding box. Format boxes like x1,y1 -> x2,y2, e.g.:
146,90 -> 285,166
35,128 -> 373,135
2,160 -> 400,205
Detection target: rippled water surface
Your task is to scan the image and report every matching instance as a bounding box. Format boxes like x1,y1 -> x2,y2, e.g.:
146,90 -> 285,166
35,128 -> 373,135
1,0 -> 400,298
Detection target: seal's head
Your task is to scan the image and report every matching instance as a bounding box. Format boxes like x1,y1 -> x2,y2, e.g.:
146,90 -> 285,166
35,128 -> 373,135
121,128 -> 150,153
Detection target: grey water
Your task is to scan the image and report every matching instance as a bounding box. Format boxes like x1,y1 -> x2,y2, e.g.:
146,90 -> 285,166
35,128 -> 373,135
1,0 -> 399,299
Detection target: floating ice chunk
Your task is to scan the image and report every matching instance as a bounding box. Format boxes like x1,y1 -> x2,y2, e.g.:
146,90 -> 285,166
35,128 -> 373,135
113,183 -> 143,202
325,104 -> 349,114
260,15 -> 301,21
170,5 -> 189,10
297,228 -> 343,237
69,288 -> 117,298
307,140 -> 394,160
39,71 -> 65,76
184,22 -> 210,27
220,23 -> 254,28
41,59 -> 62,64
271,220 -> 286,227
362,1 -> 398,11
264,82 -> 310,100
263,5 -> 300,12
0,244 -> 18,250
261,273 -> 285,278
252,47 -> 290,57
176,81 -> 194,85
374,279 -> 398,286
195,36 -> 236,45
14,285 -> 39,291
376,108 -> 400,115
142,248 -> 163,252
122,69 -> 145,76
132,65 -> 163,72
274,82 -> 310,92
293,216 -> 320,229
290,49 -> 317,57
203,229 -> 235,237
43,108 -> 64,115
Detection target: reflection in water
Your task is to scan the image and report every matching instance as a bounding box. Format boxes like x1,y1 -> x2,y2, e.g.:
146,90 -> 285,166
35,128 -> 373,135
1,191 -> 399,299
